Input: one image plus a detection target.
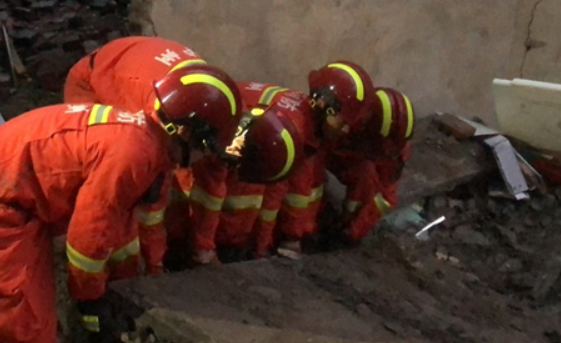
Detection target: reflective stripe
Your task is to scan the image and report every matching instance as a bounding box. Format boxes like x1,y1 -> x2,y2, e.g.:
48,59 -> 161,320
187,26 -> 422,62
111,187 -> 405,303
258,86 -> 287,105
87,104 -> 113,125
374,193 -> 392,215
345,200 -> 361,213
169,58 -> 207,73
284,185 -> 324,209
259,209 -> 279,222
223,195 -> 263,210
66,242 -> 108,274
190,186 -> 224,211
180,74 -> 238,115
376,90 -> 392,137
110,237 -> 140,262
404,94 -> 414,138
171,188 -> 190,202
328,63 -> 364,101
284,193 -> 308,208
269,129 -> 296,181
137,209 -> 165,226
310,186 -> 324,202
81,315 -> 100,332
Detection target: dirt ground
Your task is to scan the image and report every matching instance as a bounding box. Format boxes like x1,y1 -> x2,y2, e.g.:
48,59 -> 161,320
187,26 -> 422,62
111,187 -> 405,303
106,175 -> 561,343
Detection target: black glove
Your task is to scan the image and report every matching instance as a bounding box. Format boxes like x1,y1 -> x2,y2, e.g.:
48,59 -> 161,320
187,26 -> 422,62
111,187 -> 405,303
76,295 -> 120,343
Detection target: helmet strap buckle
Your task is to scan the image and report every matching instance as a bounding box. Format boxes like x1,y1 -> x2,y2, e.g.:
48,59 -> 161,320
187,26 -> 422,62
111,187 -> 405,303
164,123 -> 178,135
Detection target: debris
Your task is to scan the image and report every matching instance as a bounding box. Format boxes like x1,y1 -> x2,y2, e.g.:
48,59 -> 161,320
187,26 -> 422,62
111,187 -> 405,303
484,135 -> 529,200
453,224 -> 492,247
531,255 -> 561,300
356,303 -> 372,316
448,256 -> 460,265
435,246 -> 449,261
432,112 -> 476,140
415,216 -> 445,241
498,258 -> 523,273
82,40 -> 99,53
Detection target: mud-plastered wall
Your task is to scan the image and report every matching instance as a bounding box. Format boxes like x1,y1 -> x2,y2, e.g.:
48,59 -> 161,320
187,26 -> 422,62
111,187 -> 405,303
130,0 -> 561,127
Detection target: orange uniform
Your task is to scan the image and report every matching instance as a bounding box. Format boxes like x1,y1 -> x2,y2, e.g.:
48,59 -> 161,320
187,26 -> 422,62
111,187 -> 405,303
326,87 -> 415,241
64,36 -> 206,272
64,36 -> 207,113
189,82 -> 312,257
0,103 -> 171,343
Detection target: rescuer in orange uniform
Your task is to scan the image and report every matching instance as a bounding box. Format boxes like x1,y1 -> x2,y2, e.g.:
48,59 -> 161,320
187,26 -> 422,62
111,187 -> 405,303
327,87 -> 415,243
64,36 -> 244,273
273,61 -> 377,256
188,82 -> 309,263
4,58 -> 242,343
0,103 -> 169,343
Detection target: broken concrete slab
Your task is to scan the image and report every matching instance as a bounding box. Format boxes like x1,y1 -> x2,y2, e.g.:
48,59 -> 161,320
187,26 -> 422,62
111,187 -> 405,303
397,116 -> 494,205
135,308 -> 377,343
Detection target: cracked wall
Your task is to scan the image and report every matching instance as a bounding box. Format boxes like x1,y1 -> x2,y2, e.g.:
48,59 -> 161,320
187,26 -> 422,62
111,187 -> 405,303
130,0 -> 561,127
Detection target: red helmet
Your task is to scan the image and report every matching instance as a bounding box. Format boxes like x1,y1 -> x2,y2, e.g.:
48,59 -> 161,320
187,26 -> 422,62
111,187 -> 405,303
153,64 -> 243,148
369,87 -> 415,151
308,60 -> 375,131
237,106 -> 304,184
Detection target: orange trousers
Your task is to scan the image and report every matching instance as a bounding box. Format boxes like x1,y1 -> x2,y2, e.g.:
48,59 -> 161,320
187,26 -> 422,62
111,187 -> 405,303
0,204 -> 57,343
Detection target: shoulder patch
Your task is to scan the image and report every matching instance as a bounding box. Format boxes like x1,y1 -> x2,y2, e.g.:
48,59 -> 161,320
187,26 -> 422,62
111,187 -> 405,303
87,105 -> 146,127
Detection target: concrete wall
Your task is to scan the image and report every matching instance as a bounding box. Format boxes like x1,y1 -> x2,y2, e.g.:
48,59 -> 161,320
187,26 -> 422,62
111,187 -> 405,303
130,0 -> 560,128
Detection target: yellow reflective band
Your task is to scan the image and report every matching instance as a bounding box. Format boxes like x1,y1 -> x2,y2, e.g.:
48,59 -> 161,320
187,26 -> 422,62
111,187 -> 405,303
284,193 -> 309,208
259,209 -> 279,222
345,200 -> 361,213
66,242 -> 109,274
180,74 -> 237,115
251,108 -> 265,116
154,98 -> 161,111
87,104 -> 113,125
328,63 -> 364,101
190,186 -> 224,211
374,193 -> 392,216
269,129 -> 296,181
171,188 -> 190,202
376,90 -> 392,137
310,185 -> 324,202
284,186 -> 324,209
137,209 -> 165,226
169,59 -> 207,73
258,86 -> 287,105
110,237 -> 140,262
404,95 -> 414,138
81,315 -> 100,332
223,195 -> 263,210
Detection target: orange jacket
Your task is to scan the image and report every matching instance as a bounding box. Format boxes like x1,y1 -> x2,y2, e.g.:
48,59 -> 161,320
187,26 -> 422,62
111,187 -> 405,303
64,36 -> 203,274
64,36 -> 206,114
189,82 -> 314,254
0,103 -> 172,300
235,82 -> 326,243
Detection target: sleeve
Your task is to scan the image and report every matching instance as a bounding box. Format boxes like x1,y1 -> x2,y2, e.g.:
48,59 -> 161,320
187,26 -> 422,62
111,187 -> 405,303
189,156 -> 229,251
276,154 -> 325,241
66,128 -> 164,301
251,180 -> 288,256
136,170 -> 172,275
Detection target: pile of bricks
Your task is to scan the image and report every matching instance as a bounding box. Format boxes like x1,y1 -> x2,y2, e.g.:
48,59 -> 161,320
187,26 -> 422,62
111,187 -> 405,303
0,0 -> 130,94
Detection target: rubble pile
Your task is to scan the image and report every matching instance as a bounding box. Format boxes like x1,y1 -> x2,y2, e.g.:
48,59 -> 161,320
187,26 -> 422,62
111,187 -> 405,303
0,0 -> 130,95
420,181 -> 561,310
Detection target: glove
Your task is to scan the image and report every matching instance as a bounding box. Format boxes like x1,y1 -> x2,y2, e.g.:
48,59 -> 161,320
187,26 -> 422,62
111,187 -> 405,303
76,295 -> 120,343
